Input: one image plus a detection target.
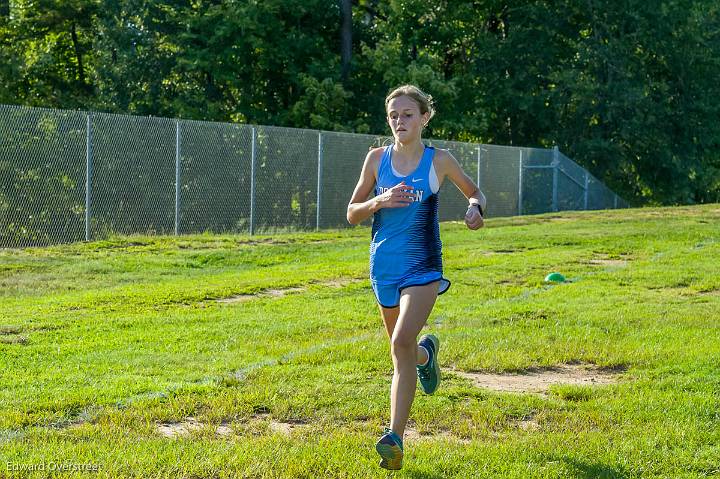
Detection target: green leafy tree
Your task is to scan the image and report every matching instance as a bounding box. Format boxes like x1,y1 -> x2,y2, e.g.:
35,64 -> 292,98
1,0 -> 99,107
1,0 -> 719,217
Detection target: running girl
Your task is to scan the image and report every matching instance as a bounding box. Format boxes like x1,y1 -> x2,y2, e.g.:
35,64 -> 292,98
346,85 -> 486,470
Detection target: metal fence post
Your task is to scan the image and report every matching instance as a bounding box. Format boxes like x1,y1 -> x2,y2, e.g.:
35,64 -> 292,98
175,120 -> 181,235
85,114 -> 92,241
552,146 -> 559,212
583,170 -> 589,210
476,145 -> 482,190
316,132 -> 323,231
250,126 -> 257,235
518,150 -> 523,216
614,194 -> 618,209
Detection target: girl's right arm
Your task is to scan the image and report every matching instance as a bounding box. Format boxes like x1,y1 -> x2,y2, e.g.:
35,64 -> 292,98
346,148 -> 415,225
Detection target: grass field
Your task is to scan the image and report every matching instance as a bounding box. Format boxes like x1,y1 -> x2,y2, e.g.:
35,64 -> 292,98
1,205 -> 719,478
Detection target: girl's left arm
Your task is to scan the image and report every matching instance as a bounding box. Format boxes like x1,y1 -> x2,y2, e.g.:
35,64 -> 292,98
437,149 -> 487,230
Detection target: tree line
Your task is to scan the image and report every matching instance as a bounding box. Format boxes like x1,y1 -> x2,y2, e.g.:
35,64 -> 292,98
1,0 -> 718,205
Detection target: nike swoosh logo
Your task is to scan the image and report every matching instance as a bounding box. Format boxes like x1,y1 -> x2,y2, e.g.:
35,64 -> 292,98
411,178 -> 422,182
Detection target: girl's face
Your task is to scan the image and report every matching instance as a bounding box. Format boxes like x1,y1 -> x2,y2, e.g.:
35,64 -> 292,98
386,95 -> 429,143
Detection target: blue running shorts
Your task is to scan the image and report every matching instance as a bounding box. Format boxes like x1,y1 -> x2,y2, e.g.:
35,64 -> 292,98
371,272 -> 451,308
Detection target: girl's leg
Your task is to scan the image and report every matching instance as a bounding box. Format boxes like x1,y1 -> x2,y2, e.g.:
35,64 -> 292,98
388,281 -> 439,438
378,305 -> 400,338
379,306 -> 429,367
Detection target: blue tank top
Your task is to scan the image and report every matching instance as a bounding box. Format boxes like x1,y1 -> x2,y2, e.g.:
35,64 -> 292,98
370,145 -> 443,283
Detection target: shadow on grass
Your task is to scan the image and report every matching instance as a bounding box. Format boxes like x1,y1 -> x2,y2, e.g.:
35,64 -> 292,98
403,458 -> 627,479
404,471 -> 451,479
557,456 -> 628,479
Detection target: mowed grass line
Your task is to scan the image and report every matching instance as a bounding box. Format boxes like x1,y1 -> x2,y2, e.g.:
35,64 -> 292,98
0,205 -> 719,478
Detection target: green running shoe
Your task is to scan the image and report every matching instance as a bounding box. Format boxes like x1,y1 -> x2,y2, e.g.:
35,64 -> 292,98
375,427 -> 404,470
417,334 -> 440,394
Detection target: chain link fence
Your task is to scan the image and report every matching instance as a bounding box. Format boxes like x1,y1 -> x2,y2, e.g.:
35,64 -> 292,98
0,104 -> 628,247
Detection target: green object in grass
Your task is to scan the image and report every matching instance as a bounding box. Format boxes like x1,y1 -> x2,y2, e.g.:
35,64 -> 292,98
545,272 -> 566,282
